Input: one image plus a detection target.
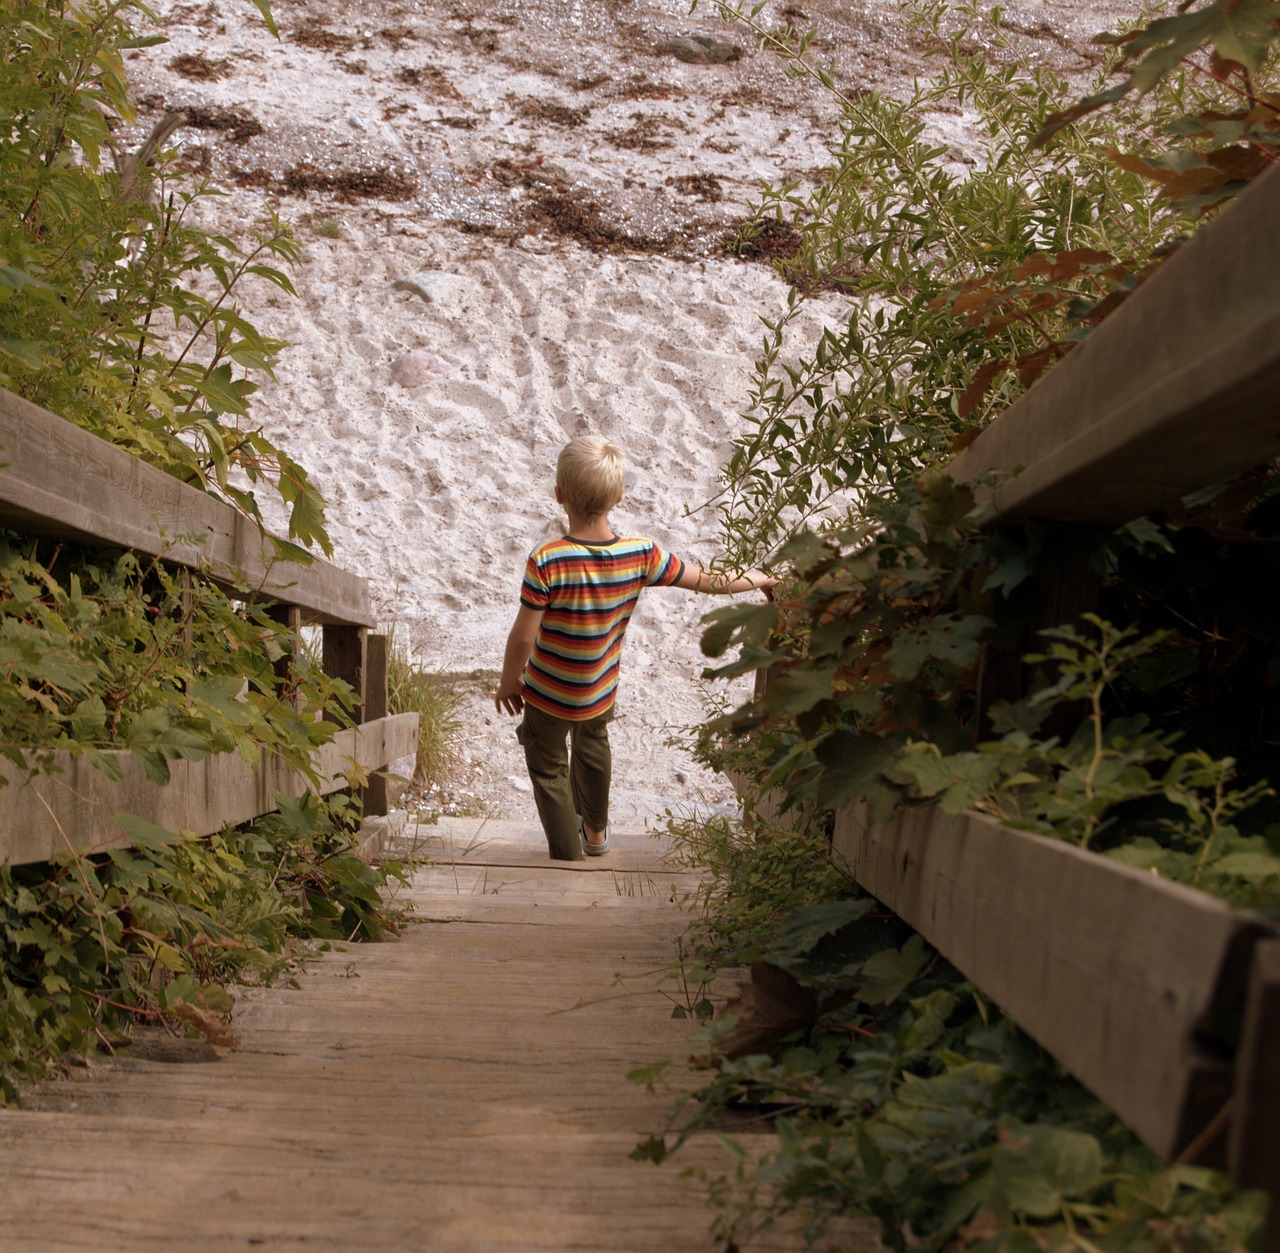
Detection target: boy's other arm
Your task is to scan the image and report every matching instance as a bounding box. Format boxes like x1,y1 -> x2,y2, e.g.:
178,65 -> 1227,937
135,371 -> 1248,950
673,563 -> 776,596
494,605 -> 544,715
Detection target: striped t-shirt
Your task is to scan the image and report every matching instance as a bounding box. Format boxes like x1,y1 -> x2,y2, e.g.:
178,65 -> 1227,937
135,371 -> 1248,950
519,534 -> 685,720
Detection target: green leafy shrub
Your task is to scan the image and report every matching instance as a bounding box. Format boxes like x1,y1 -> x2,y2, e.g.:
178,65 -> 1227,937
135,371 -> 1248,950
639,804 -> 1265,1252
658,1 -> 1280,1245
703,476 -> 1280,916
712,0 -> 1280,566
0,0 -> 326,553
0,0 -> 411,1097
386,635 -> 463,790
691,0 -> 1280,906
0,534 -> 351,783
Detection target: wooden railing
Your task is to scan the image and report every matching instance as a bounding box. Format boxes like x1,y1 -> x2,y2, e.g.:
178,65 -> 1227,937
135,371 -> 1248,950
814,163 -> 1280,1238
0,388 -> 417,866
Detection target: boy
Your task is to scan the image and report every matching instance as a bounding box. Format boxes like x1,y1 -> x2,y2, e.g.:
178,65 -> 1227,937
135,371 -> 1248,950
494,436 -> 775,861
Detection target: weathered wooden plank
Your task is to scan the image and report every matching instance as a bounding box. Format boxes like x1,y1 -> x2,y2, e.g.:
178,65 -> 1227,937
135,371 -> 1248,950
831,802 -> 1275,1161
0,713 -> 418,865
0,828 -> 873,1253
1229,938 -> 1280,1220
0,387 -> 374,626
950,161 -> 1280,525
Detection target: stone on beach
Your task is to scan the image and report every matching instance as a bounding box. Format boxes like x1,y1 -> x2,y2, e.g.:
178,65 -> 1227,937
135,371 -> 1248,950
658,34 -> 744,64
390,348 -> 453,388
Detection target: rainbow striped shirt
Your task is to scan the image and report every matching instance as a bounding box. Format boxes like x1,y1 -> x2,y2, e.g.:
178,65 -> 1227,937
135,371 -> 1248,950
519,534 -> 685,720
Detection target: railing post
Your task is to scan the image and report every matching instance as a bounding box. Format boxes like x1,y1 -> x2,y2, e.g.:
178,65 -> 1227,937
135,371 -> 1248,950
323,624 -> 367,725
364,633 -> 389,818
1228,937 -> 1280,1251
267,604 -> 303,710
975,542 -> 1099,742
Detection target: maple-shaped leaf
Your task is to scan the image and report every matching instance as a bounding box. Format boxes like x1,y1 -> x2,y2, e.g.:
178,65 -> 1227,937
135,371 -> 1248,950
1159,162 -> 1235,200
1206,143 -> 1274,181
1122,0 -> 1280,93
947,425 -> 984,454
1015,344 -> 1064,389
942,281 -> 1000,317
1010,254 -> 1055,281
1036,1 -> 1280,144
715,961 -> 817,1060
1109,149 -> 1176,183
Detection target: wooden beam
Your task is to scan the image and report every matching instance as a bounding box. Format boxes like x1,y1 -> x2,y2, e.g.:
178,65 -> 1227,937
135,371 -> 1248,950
831,802 -> 1275,1161
950,162 -> 1280,526
0,388 -> 374,626
364,633 -> 390,817
0,713 -> 418,866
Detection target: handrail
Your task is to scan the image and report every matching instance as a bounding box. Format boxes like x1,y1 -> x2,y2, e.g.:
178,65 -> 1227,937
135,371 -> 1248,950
0,392 -> 414,865
817,164 -> 1280,1231
950,160 -> 1280,525
831,804 -> 1275,1168
0,715 -> 418,866
0,388 -> 374,627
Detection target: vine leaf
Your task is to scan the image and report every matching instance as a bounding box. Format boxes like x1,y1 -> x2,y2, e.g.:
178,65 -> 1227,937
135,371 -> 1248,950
888,746 -> 1003,813
815,728 -> 903,809
885,614 -> 989,681
763,665 -> 837,715
1116,0 -> 1280,91
858,934 -> 930,1005
991,1123 -> 1104,1217
959,359 -> 1009,418
1037,0 -> 1280,142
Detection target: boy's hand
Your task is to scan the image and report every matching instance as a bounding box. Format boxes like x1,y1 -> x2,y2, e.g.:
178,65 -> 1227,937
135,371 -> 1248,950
494,678 -> 525,716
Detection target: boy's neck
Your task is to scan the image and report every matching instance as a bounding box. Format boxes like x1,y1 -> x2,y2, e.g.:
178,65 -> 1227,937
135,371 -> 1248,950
565,510 -> 615,543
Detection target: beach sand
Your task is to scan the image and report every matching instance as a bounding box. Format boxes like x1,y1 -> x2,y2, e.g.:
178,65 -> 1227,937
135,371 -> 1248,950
122,0 -> 1132,834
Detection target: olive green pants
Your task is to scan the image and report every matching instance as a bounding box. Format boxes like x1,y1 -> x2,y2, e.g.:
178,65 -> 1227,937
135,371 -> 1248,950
516,703 -> 612,861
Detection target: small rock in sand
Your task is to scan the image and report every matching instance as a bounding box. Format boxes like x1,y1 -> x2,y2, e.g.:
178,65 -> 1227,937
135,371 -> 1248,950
390,270 -> 467,304
658,34 -> 743,64
390,349 -> 454,388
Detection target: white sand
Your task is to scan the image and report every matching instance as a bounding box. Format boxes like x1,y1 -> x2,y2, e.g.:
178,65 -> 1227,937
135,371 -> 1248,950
123,0 -> 1133,830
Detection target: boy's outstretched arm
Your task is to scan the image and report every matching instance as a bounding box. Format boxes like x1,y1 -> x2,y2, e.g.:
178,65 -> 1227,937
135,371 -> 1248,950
494,605 -> 544,715
674,563 -> 776,596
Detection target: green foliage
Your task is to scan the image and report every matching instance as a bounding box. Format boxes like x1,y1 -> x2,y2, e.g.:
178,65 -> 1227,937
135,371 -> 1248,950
703,480 -> 1280,915
386,634 -> 463,788
0,533 -> 350,785
695,0 -> 1280,902
1041,0 -> 1280,143
0,0 -> 329,553
0,526 -> 416,1100
639,806 -> 1265,1252
0,2 -> 413,1100
664,3 -> 1280,1245
710,0 -> 1280,566
663,808 -> 854,972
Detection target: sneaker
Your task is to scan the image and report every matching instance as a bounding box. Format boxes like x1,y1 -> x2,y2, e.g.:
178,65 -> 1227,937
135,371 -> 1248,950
578,817 -> 611,856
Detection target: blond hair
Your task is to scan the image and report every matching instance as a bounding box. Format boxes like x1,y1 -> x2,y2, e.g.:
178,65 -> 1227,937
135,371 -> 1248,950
556,437 -> 624,519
